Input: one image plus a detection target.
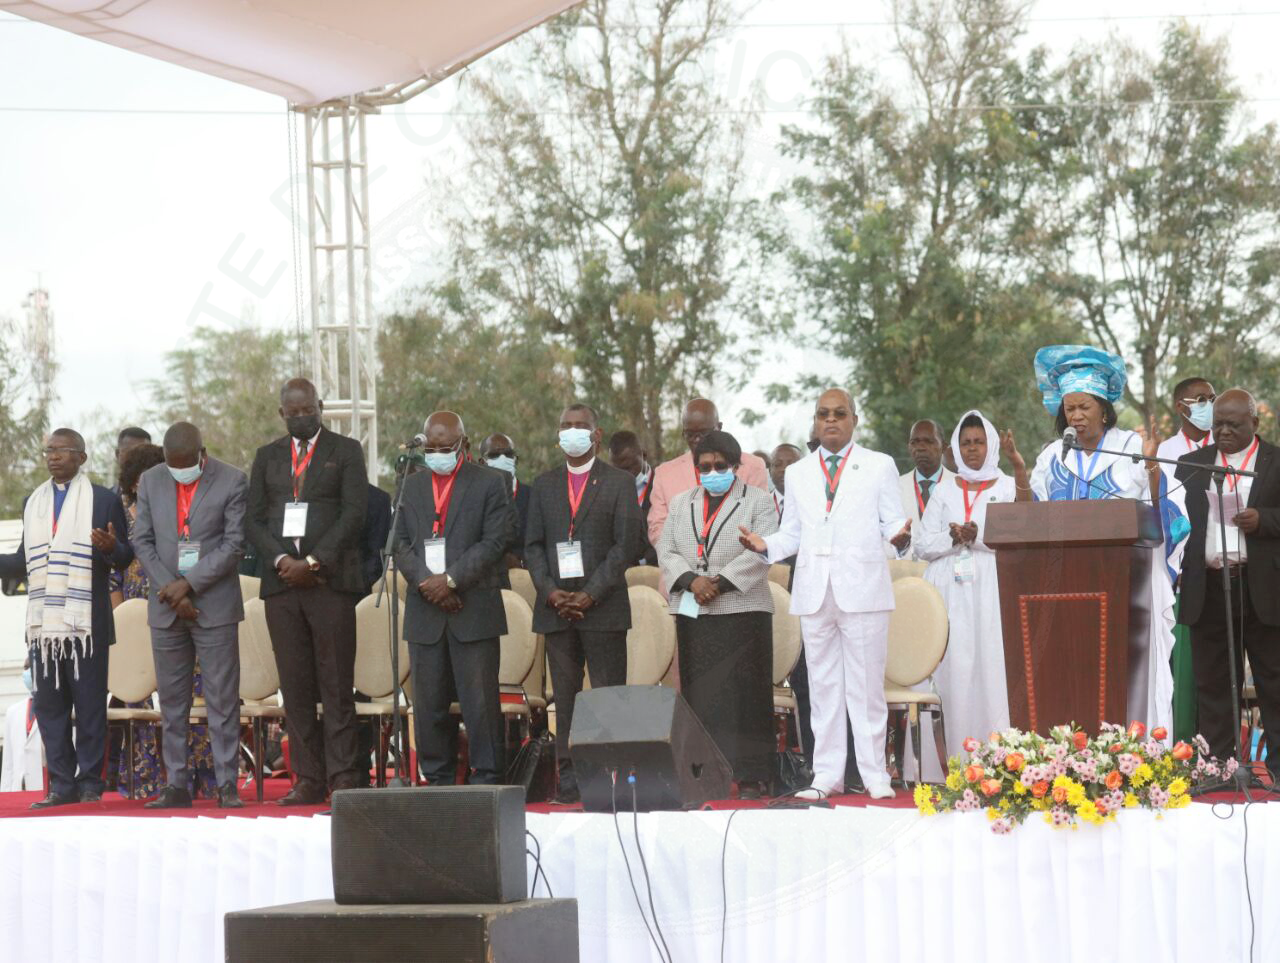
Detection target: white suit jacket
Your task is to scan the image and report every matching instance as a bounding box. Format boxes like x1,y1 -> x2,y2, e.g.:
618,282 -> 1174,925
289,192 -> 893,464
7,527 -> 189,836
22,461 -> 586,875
764,446 -> 906,616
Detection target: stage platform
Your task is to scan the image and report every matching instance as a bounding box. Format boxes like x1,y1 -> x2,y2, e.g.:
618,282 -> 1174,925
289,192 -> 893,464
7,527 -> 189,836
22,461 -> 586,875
0,789 -> 1275,962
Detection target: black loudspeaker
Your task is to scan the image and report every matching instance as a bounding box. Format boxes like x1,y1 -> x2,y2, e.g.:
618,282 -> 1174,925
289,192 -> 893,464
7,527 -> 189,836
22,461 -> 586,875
568,684 -> 732,812
225,898 -> 578,963
330,786 -> 526,905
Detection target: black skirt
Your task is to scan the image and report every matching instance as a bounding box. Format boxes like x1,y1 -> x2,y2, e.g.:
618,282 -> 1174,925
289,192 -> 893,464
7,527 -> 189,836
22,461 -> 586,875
676,610 -> 773,784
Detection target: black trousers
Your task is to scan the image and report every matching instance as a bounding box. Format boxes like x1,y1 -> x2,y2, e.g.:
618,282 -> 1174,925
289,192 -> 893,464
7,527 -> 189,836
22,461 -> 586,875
410,628 -> 504,784
265,583 -> 361,788
546,626 -> 627,776
1190,567 -> 1280,775
32,640 -> 108,798
677,611 -> 774,783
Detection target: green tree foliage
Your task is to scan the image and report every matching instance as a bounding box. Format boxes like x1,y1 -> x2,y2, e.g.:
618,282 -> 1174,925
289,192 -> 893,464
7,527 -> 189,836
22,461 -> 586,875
0,318 -> 51,515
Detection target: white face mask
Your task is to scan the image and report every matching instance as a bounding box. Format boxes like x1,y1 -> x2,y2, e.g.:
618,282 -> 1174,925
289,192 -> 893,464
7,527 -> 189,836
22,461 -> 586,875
1186,401 -> 1214,432
559,428 -> 594,458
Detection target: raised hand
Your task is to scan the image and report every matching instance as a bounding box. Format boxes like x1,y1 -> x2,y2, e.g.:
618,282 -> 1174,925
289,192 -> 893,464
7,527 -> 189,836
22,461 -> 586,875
999,430 -> 1026,471
738,526 -> 766,553
90,521 -> 117,554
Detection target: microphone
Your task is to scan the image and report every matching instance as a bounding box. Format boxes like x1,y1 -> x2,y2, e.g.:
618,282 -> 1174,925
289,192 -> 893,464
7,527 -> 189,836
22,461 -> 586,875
398,433 -> 428,451
1061,426 -> 1077,461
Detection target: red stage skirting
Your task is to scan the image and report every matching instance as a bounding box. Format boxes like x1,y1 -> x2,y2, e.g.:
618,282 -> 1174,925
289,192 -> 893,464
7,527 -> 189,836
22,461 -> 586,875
0,778 -> 328,819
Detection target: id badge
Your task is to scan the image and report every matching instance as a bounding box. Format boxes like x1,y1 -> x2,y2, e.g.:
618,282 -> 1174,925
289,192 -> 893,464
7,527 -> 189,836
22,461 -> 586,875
282,502 -> 309,538
177,540 -> 201,576
677,590 -> 702,619
424,537 -> 447,575
556,541 -> 585,579
813,520 -> 834,556
953,549 -> 976,584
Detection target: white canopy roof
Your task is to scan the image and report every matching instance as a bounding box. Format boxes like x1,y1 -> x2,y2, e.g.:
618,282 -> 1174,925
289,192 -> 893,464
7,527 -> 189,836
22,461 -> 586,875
4,0 -> 580,105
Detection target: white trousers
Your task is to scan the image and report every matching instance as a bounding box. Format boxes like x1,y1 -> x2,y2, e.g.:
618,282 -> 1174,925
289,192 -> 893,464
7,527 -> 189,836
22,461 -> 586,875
799,586 -> 891,792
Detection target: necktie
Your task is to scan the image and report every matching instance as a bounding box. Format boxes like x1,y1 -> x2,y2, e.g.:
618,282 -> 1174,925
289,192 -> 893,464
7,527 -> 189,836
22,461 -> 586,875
918,478 -> 933,507
825,454 -> 842,502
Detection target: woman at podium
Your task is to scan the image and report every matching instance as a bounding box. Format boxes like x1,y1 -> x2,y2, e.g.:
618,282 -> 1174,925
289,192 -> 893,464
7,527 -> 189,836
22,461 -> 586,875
1020,345 -> 1182,738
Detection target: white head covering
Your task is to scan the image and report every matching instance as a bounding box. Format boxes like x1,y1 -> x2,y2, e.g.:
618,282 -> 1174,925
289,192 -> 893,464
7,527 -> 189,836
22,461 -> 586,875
950,409 -> 1004,484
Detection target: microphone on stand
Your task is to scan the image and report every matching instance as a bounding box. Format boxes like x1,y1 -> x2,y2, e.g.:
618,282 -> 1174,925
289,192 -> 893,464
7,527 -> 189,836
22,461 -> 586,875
1060,426 -> 1077,461
398,433 -> 428,451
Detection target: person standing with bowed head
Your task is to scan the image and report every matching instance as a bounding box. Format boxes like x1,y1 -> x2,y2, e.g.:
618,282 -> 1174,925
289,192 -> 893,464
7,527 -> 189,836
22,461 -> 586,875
739,389 -> 911,800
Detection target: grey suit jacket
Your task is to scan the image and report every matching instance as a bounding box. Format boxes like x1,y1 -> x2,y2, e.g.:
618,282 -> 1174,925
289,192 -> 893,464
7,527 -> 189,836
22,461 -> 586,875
132,456 -> 248,629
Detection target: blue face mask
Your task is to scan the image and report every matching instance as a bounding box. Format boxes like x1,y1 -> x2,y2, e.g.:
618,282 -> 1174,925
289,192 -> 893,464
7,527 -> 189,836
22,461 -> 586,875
486,454 -> 516,476
22,667 -> 33,693
425,450 -> 460,475
1187,401 -> 1214,432
559,428 -> 594,458
168,458 -> 204,485
700,469 -> 735,495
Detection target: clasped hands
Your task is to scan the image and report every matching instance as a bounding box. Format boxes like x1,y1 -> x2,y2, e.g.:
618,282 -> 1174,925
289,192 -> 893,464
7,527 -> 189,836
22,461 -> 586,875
949,521 -> 978,546
157,576 -> 198,622
689,575 -> 721,606
277,556 -> 319,589
418,573 -> 462,613
547,589 -> 594,622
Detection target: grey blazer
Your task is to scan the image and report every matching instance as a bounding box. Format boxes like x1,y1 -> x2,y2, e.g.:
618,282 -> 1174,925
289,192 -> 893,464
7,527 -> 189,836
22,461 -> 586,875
656,480 -> 778,616
132,456 -> 248,629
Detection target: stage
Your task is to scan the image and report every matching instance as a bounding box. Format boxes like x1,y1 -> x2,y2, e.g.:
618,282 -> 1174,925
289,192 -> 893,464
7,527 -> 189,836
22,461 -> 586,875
0,789 -> 1275,962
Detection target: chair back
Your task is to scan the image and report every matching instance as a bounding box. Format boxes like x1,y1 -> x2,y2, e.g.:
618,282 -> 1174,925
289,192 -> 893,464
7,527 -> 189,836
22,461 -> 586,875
884,576 -> 949,686
769,581 -> 802,685
352,593 -> 411,698
767,563 -> 792,588
507,567 -> 537,613
498,589 -> 537,686
625,585 -> 675,685
108,598 -> 157,702
238,597 -> 280,701
625,565 -> 660,592
239,574 -> 261,602
888,559 -> 927,581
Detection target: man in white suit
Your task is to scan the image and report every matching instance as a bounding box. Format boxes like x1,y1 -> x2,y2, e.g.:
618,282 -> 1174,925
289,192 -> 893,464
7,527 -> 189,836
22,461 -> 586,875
741,388 -> 910,799
899,420 -> 954,527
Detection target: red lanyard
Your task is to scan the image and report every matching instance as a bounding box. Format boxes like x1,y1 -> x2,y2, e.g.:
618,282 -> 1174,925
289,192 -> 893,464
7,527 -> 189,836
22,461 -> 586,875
638,471 -> 653,508
913,477 -> 927,515
291,439 -> 316,501
431,461 -> 463,536
1220,436 -> 1259,493
566,471 -> 589,539
697,492 -> 729,558
819,449 -> 852,512
176,479 -> 201,537
959,479 -> 995,523
1184,431 -> 1207,452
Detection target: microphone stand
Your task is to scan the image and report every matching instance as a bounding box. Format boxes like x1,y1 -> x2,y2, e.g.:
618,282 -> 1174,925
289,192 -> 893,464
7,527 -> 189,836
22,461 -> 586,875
374,453 -> 413,787
1066,439 -> 1259,797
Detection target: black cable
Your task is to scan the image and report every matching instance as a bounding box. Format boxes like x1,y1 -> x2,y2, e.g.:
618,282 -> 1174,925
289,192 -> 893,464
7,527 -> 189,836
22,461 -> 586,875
719,808 -> 742,963
611,770 -> 667,963
1210,798 -> 1257,961
631,774 -> 674,963
525,830 -> 553,899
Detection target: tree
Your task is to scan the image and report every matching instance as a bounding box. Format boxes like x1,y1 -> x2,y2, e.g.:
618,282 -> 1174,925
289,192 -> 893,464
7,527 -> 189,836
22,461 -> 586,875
777,0 -> 1081,457
1046,22 -> 1280,433
436,0 -> 761,461
0,316 -> 51,515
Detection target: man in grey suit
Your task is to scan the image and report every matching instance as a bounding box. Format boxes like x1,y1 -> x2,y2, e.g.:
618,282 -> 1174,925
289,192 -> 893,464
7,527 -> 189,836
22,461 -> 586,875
132,422 -> 248,809
395,411 -> 516,785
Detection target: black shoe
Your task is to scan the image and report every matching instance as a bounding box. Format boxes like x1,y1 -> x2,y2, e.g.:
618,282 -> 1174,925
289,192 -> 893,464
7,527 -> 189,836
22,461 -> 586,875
78,789 -> 102,803
278,780 -> 327,806
29,792 -> 77,810
329,773 -> 361,793
737,782 -> 766,801
217,782 -> 244,809
144,785 -> 193,809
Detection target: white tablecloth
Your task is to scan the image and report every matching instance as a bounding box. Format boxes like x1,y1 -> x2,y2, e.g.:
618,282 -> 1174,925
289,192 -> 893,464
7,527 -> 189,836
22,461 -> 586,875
1,803 -> 1276,962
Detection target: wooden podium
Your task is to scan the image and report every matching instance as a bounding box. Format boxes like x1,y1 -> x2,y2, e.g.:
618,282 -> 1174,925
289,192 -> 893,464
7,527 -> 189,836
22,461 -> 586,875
984,500 -> 1161,734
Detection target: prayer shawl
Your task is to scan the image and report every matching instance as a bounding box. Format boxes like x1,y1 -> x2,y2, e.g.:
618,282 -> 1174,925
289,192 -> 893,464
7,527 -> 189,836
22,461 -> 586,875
23,473 -> 96,685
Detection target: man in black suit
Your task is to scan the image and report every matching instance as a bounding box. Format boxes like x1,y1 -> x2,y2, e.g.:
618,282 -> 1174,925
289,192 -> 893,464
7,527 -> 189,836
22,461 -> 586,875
396,412 -> 516,784
246,378 -> 369,804
479,432 -> 530,567
362,483 -> 393,593
1176,388 -> 1280,779
526,403 -> 644,801
608,429 -> 657,565
0,428 -> 133,808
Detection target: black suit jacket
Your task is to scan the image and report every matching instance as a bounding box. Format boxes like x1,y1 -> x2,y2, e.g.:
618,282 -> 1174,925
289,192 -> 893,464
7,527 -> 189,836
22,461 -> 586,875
363,484 -> 392,593
637,470 -> 658,565
0,480 -> 133,647
246,428 -> 369,597
512,482 -> 532,562
1176,437 -> 1280,626
524,460 -> 644,634
395,461 -> 516,644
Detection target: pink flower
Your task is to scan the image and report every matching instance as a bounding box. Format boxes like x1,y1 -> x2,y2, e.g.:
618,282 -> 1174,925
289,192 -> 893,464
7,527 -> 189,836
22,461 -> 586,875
962,737 -> 980,754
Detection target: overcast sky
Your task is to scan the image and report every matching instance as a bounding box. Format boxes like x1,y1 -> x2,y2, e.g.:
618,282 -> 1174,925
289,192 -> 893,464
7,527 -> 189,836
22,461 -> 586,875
3,0 -> 1279,456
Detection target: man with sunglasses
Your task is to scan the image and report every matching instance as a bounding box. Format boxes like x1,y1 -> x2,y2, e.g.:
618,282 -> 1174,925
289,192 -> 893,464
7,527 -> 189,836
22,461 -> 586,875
479,432 -> 529,565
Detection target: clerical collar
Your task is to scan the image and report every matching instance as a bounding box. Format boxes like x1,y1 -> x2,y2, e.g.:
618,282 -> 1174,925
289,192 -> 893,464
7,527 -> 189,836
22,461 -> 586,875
820,440 -> 854,460
914,465 -> 942,484
53,481 -> 68,492
567,457 -> 595,475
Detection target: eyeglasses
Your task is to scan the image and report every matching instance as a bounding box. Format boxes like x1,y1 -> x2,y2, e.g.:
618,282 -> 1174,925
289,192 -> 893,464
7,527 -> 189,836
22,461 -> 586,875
42,446 -> 84,456
1179,393 -> 1216,405
421,442 -> 462,455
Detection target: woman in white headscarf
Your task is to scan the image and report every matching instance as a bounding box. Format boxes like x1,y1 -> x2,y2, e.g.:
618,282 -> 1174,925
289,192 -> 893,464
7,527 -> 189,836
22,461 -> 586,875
911,411 -> 1020,776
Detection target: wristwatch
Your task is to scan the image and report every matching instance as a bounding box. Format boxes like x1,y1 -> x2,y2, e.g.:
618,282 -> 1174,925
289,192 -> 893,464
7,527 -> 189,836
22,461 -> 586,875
445,574 -> 457,590
305,555 -> 321,572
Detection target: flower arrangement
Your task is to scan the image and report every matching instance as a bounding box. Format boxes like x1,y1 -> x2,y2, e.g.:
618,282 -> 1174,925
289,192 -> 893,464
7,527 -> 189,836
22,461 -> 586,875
913,722 -> 1238,833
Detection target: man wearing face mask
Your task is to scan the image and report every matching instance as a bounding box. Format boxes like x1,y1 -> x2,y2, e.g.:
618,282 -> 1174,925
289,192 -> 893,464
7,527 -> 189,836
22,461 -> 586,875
479,432 -> 528,564
608,430 -> 657,565
246,378 -> 368,804
1158,377 -> 1217,479
131,422 -> 248,808
525,403 -> 644,802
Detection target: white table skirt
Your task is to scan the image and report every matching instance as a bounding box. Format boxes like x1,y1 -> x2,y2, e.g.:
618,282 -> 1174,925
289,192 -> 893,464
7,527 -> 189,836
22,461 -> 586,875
0,804 -> 1275,962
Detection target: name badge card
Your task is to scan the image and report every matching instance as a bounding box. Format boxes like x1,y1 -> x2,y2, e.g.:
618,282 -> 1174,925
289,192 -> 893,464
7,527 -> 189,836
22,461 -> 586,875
177,541 -> 201,576
556,541 -> 585,579
424,537 -> 447,575
677,590 -> 702,619
282,502 -> 309,538
813,519 -> 834,556
953,549 -> 976,584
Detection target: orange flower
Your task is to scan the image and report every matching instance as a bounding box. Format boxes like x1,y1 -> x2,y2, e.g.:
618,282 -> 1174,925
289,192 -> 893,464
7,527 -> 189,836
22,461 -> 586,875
1031,781 -> 1049,798
1109,743 -> 1123,754
962,737 -> 980,753
1005,752 -> 1025,772
1073,731 -> 1088,750
980,778 -> 1003,797
1052,785 -> 1068,804
1095,798 -> 1109,814
1127,721 -> 1146,740
964,764 -> 984,783
1151,727 -> 1168,742
1171,741 -> 1194,761
1105,770 -> 1123,790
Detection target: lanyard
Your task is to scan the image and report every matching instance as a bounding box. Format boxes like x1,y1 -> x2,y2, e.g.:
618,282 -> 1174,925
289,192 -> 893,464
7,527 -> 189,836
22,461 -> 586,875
1220,436 -> 1259,494
291,439 -> 317,501
819,449 -> 853,513
566,471 -> 589,539
637,471 -> 653,508
176,479 -> 201,537
959,479 -> 995,523
431,461 -> 463,536
773,492 -> 781,517
1184,431 -> 1207,452
689,489 -> 740,564
1074,448 -> 1103,500
913,476 -> 932,515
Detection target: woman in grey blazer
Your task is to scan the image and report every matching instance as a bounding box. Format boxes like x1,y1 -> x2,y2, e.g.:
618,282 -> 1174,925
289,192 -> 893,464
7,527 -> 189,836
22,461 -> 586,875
656,431 -> 779,798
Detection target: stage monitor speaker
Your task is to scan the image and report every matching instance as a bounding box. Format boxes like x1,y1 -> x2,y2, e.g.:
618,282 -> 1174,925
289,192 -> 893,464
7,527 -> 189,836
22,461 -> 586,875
330,786 -> 526,905
568,684 -> 732,812
225,898 -> 579,963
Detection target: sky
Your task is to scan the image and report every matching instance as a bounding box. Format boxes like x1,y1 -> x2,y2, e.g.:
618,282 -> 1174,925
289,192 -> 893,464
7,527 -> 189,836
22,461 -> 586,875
3,0 -> 1280,458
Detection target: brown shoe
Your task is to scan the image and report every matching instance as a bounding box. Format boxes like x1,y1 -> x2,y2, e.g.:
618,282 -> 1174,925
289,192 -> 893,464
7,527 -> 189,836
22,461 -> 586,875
329,773 -> 362,793
278,780 -> 327,806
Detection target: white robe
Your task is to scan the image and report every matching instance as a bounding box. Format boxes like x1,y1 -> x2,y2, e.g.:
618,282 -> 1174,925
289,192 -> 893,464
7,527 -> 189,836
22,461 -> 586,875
1,698 -> 43,792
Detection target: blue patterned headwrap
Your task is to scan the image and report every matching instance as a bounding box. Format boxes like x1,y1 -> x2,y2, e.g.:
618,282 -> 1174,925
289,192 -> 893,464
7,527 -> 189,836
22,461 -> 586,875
1033,345 -> 1128,415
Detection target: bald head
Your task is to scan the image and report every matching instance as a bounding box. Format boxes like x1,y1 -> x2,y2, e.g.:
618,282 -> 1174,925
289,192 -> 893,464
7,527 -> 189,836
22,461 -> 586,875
424,411 -> 466,451
682,398 -> 722,453
1212,388 -> 1260,454
814,388 -> 858,453
163,422 -> 204,469
480,432 -> 513,458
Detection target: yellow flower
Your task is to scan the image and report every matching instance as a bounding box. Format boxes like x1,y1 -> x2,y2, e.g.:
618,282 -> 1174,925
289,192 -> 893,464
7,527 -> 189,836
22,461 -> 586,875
946,772 -> 964,791
914,785 -> 937,814
1167,778 -> 1188,797
1052,775 -> 1073,790
1066,784 -> 1086,807
1077,800 -> 1102,824
1043,813 -> 1054,825
987,807 -> 1000,821
1131,764 -> 1154,788
1123,792 -> 1139,809
1013,781 -> 1028,796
